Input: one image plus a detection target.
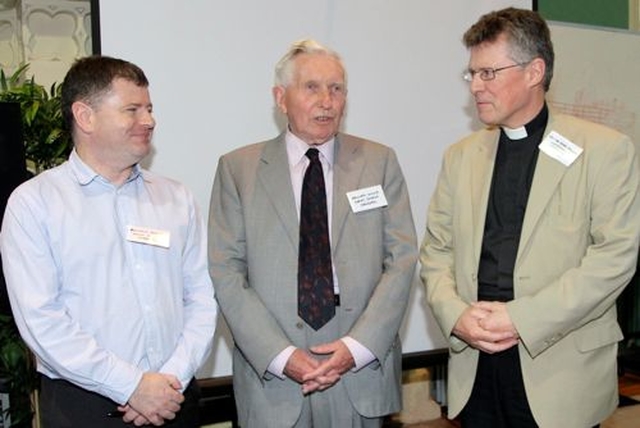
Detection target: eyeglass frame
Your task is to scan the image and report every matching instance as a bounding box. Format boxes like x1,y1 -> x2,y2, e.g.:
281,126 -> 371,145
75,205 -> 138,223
462,62 -> 530,82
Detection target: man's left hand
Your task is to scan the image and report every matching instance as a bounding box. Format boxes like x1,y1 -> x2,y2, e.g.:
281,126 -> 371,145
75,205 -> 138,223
301,340 -> 355,394
474,301 -> 519,340
118,405 -> 150,427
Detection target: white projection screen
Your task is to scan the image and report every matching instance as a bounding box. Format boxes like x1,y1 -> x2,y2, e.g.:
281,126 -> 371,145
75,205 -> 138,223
99,0 -> 532,377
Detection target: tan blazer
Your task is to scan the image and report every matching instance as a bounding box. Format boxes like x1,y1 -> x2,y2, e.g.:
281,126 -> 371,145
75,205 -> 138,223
420,112 -> 640,428
209,133 -> 417,427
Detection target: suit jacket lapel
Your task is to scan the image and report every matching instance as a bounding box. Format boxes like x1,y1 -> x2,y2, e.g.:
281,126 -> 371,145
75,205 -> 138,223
518,122 -> 569,261
257,135 -> 299,250
332,134 -> 364,251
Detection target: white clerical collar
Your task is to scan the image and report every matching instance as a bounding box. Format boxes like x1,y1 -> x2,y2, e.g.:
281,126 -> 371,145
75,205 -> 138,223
502,125 -> 528,140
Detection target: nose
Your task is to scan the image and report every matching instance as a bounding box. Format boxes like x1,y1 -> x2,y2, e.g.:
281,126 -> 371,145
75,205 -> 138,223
141,110 -> 156,129
317,87 -> 334,108
469,74 -> 485,95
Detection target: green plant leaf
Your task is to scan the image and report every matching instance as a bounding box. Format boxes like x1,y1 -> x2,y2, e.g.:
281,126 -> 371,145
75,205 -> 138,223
0,63 -> 72,173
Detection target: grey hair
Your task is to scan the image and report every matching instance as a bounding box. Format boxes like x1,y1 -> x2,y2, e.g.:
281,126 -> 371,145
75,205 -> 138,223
273,39 -> 347,87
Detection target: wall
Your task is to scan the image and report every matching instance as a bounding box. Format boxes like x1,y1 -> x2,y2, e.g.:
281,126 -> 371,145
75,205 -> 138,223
0,0 -> 94,89
548,22 -> 640,154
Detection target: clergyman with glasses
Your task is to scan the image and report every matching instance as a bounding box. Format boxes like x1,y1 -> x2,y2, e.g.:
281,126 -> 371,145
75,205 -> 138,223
420,7 -> 640,428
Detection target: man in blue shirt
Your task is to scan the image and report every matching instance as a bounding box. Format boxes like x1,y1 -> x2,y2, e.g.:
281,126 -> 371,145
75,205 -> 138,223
0,56 -> 217,427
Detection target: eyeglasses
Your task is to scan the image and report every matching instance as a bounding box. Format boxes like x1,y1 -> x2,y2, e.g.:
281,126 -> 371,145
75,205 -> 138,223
462,62 -> 528,82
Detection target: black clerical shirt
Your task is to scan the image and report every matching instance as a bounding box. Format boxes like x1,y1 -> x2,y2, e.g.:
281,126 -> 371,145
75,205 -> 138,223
477,105 -> 549,302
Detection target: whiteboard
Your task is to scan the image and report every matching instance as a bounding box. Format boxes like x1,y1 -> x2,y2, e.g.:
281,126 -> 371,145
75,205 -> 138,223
548,22 -> 640,150
99,0 -> 531,377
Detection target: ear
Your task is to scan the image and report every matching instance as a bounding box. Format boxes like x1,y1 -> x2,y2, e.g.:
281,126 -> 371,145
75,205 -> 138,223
71,101 -> 94,133
272,85 -> 287,114
526,57 -> 546,88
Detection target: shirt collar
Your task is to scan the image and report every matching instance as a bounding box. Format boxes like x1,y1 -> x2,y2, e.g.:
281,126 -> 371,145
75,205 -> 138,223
285,129 -> 335,167
502,125 -> 528,140
69,149 -> 142,186
501,103 -> 549,141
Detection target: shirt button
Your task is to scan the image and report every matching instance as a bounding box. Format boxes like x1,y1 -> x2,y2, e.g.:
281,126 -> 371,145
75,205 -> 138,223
296,322 -> 304,329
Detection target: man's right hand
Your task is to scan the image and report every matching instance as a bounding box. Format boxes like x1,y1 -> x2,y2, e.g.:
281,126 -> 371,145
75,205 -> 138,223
283,348 -> 322,394
453,305 -> 519,354
125,372 -> 184,426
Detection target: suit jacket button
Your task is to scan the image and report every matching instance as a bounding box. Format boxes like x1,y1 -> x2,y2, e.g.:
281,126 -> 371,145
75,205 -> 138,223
296,322 -> 304,329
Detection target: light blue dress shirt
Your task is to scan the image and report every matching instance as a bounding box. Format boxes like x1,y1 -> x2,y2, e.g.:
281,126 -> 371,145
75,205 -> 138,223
0,150 -> 217,405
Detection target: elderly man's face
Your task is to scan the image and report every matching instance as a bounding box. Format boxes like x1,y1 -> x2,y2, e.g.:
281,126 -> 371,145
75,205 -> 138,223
274,53 -> 346,146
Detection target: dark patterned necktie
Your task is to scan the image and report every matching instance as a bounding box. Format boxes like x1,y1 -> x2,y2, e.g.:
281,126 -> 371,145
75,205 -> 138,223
298,148 -> 335,330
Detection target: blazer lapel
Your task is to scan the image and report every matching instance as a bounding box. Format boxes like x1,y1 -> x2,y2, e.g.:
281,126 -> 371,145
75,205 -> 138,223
517,117 -> 571,261
332,134 -> 364,251
257,135 -> 299,250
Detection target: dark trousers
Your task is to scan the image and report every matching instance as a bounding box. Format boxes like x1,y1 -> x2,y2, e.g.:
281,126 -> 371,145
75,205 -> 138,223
459,347 -> 538,428
39,375 -> 201,428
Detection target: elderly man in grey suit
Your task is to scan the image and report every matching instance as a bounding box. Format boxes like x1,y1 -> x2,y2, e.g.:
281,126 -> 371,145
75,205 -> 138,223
420,8 -> 640,428
208,39 -> 417,427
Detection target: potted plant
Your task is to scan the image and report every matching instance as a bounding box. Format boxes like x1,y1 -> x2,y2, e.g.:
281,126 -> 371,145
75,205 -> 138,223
0,64 -> 71,427
0,315 -> 38,427
0,64 -> 72,174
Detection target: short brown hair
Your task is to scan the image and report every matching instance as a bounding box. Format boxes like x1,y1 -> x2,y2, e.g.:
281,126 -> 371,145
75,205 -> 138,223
61,56 -> 149,132
463,7 -> 554,91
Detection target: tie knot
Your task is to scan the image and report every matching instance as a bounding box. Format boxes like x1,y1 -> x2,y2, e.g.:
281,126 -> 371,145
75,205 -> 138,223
305,148 -> 320,162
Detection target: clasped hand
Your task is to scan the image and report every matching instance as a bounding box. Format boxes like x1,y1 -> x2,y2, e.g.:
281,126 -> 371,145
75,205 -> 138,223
118,372 -> 185,426
453,301 -> 520,354
283,340 -> 355,395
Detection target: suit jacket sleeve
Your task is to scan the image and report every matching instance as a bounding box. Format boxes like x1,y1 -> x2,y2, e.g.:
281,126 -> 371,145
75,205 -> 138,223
208,153 -> 292,377
344,146 -> 418,360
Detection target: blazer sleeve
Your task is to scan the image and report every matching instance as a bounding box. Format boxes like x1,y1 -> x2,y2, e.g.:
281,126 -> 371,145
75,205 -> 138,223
419,146 -> 472,353
208,154 -> 292,376
509,132 -> 640,357
346,147 -> 419,360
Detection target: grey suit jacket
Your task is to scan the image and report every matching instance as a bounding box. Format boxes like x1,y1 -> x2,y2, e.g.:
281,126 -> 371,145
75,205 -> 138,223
420,111 -> 640,428
209,132 -> 417,427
